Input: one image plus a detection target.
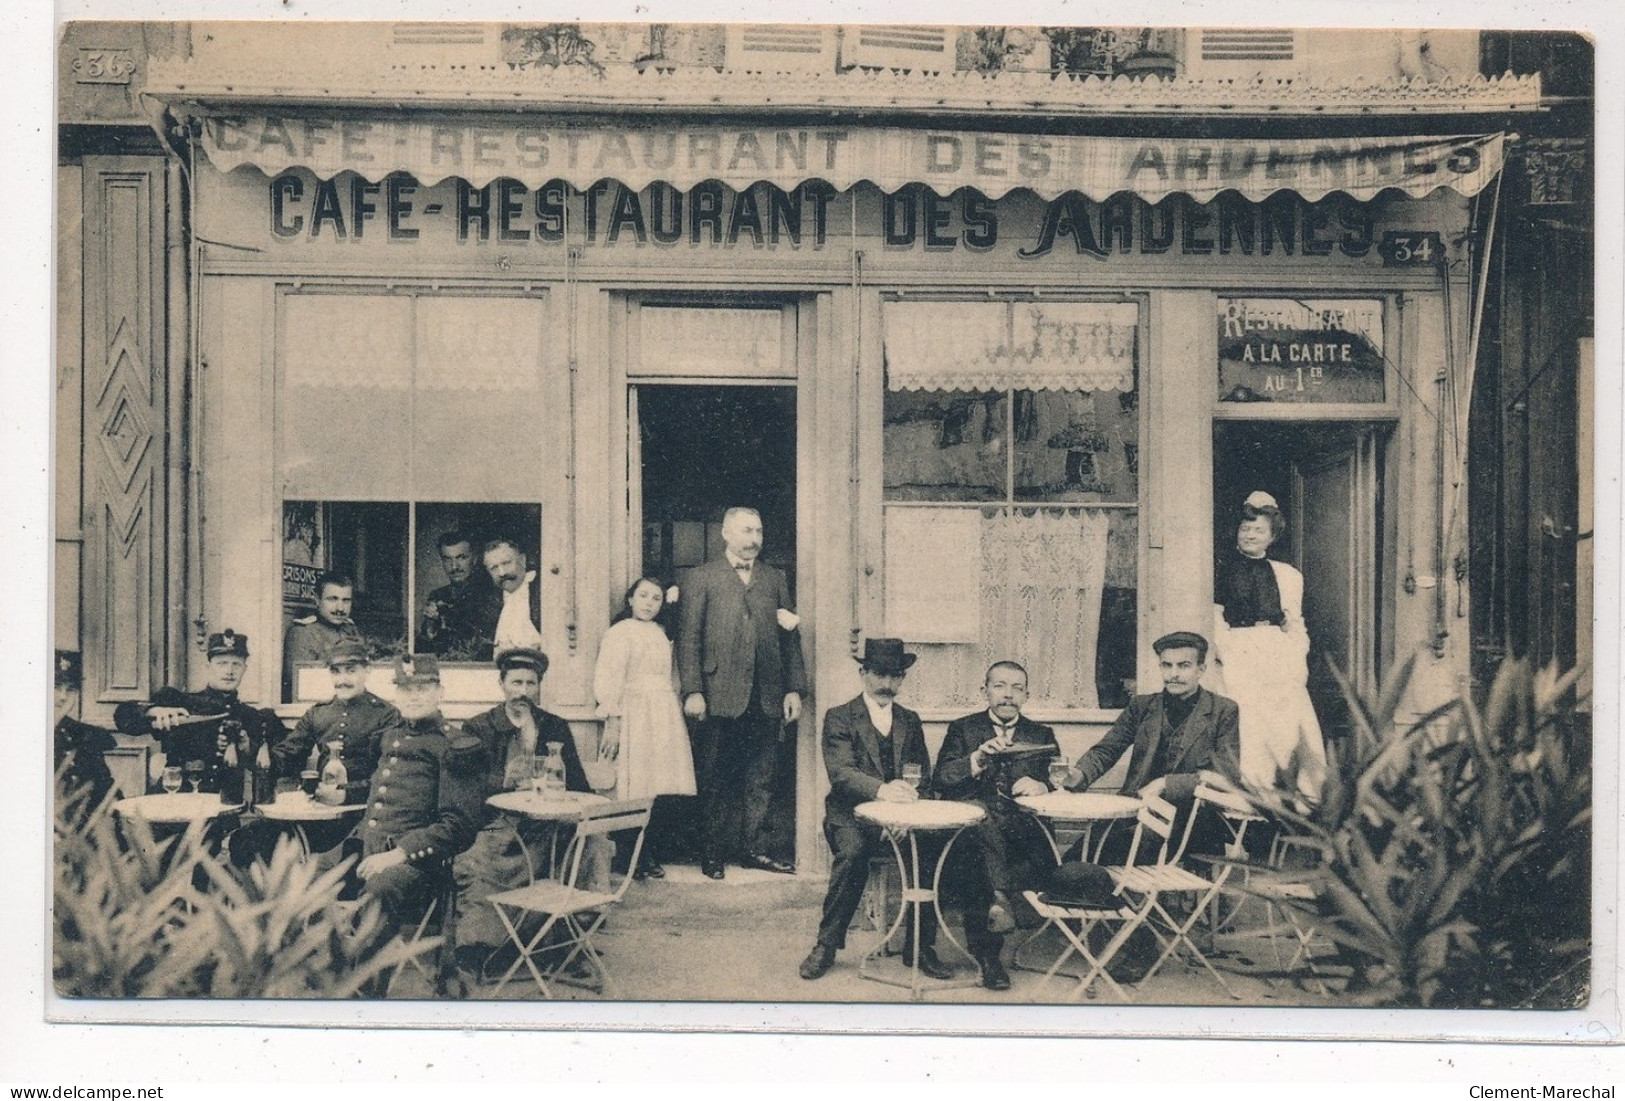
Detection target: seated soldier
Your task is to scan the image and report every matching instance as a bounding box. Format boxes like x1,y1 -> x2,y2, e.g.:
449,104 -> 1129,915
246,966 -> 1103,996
282,572 -> 363,701
53,650 -> 116,817
932,661 -> 1062,933
321,654 -> 486,932
114,630 -> 283,793
454,647 -> 602,981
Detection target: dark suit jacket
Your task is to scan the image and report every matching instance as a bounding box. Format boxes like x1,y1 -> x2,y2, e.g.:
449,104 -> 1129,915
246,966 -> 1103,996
1071,688 -> 1241,802
676,557 -> 807,720
821,694 -> 931,821
933,712 -> 1060,813
472,576 -> 543,663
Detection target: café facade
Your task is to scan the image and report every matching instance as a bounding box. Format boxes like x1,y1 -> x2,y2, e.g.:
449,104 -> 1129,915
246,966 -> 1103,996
62,27 -> 1544,871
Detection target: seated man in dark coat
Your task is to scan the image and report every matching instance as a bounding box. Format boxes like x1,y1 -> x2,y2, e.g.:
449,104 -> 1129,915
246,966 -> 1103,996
114,629 -> 284,793
799,639 -> 1009,991
324,654 -> 487,929
53,650 -> 116,815
933,660 -> 1062,933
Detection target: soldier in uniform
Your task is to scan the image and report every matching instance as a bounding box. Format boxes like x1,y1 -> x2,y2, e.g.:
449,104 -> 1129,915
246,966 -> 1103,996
282,572 -> 363,701
272,639 -> 397,804
114,630 -> 284,793
334,653 -> 486,927
417,531 -> 498,659
53,649 -> 116,814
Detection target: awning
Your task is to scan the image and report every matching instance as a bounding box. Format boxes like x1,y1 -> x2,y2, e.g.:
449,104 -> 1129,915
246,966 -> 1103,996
189,110 -> 1506,204
884,301 -> 1139,392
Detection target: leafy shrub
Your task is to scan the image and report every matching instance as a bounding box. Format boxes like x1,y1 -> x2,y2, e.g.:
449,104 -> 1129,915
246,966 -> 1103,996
53,779 -> 433,998
1239,653 -> 1590,1008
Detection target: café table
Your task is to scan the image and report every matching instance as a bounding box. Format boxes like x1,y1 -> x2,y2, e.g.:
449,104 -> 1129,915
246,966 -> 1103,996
485,789 -> 611,883
254,792 -> 365,856
112,791 -> 243,827
854,798 -> 987,1000
1015,790 -> 1143,864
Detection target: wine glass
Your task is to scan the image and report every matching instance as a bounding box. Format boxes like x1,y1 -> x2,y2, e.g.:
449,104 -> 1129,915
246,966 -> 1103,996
161,766 -> 184,795
183,759 -> 205,793
901,762 -> 923,793
1048,759 -> 1073,792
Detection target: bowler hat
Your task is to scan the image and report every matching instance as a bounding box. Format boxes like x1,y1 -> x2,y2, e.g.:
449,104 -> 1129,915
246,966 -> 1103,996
855,637 -> 917,675
1042,861 -> 1119,909
326,639 -> 370,668
207,629 -> 250,659
1152,630 -> 1209,661
496,647 -> 549,678
393,653 -> 442,686
54,650 -> 82,689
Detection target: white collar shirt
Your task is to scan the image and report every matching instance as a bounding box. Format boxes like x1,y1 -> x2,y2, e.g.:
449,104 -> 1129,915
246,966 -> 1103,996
494,570 -> 543,654
863,693 -> 894,738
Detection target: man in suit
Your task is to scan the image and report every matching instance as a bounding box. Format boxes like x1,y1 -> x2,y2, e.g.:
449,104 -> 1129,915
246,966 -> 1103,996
1064,630 -> 1241,861
282,572 -> 363,701
480,538 -> 543,659
799,639 -> 1007,990
418,531 -> 498,659
933,661 -> 1061,934
676,506 -> 807,879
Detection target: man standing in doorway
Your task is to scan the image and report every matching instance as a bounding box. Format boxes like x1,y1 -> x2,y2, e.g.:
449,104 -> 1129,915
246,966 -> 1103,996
677,506 -> 806,880
282,572 -> 363,700
480,538 -> 543,658
418,531 -> 495,659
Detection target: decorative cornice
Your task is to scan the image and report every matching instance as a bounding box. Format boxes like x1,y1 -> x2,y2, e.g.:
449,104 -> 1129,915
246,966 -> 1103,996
145,60 -> 1544,119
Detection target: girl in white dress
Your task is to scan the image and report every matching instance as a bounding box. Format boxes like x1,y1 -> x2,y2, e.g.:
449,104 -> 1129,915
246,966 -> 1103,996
593,577 -> 696,878
1211,491 -> 1328,802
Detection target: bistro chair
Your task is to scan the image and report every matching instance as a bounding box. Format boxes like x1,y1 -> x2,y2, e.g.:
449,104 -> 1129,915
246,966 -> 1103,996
1013,796 -> 1176,1002
486,797 -> 654,998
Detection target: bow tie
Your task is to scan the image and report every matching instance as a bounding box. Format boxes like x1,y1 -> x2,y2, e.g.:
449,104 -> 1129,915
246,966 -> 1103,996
733,562 -> 752,574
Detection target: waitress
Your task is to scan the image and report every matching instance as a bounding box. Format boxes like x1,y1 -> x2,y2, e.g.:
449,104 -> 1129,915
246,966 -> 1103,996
1211,491 -> 1327,802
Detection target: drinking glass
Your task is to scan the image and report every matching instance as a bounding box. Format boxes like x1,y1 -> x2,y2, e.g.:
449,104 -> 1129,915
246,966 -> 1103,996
1048,760 -> 1073,792
901,762 -> 923,792
183,759 -> 205,793
161,766 -> 184,795
530,756 -> 548,797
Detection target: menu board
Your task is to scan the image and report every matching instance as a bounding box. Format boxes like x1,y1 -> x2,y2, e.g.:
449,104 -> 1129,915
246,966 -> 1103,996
1217,298 -> 1386,404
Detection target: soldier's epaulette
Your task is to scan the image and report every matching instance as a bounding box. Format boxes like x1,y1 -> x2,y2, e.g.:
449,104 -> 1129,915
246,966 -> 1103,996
292,615 -> 317,625
446,733 -> 486,775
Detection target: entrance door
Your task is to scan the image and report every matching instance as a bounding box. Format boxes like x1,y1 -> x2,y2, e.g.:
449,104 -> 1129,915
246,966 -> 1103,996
1214,422 -> 1386,736
629,383 -> 799,863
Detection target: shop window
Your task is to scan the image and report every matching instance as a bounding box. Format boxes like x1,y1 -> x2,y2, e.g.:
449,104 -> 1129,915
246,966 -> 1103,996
881,299 -> 1141,711
277,289 -> 549,697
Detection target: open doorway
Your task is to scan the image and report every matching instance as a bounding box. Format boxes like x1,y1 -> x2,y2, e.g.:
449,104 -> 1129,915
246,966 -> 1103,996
1213,421 -> 1388,738
632,383 -> 799,865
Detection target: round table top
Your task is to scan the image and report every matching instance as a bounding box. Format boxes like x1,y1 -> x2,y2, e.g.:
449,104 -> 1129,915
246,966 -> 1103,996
1016,791 -> 1143,820
855,798 -> 985,831
113,792 -> 242,824
486,789 -> 611,820
255,792 -> 366,822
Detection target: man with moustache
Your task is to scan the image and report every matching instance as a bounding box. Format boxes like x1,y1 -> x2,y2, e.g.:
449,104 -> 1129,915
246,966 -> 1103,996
272,639 -> 398,807
676,506 -> 807,880
282,572 -> 364,700
418,531 -> 496,659
479,538 -> 544,658
933,661 -> 1062,936
115,629 -> 284,793
799,639 -> 1007,990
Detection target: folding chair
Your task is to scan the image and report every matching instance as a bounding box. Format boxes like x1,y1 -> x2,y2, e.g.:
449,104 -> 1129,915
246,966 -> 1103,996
1107,786 -> 1242,999
383,872 -> 461,998
1188,781 -> 1267,935
486,797 -> 653,998
1012,797 -> 1175,1002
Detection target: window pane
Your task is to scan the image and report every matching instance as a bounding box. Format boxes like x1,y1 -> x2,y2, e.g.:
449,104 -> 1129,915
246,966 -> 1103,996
883,389 -> 1006,502
280,294 -> 413,499
413,503 -> 543,662
412,295 -> 547,502
1013,389 -> 1139,504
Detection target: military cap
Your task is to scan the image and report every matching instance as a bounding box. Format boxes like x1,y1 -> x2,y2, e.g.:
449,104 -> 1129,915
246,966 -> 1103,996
1152,630 -> 1209,661
326,639 -> 370,668
496,647 -> 549,678
207,629 -> 250,659
54,650 -> 82,689
393,653 -> 441,686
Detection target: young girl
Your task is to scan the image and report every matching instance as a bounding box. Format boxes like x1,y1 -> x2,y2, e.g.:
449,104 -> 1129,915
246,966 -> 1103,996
593,577 -> 696,877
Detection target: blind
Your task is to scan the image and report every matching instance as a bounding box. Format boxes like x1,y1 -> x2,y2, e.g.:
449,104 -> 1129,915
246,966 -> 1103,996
884,301 -> 1138,393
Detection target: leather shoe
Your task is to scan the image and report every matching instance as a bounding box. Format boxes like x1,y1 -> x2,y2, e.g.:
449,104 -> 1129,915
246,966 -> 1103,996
743,852 -> 795,875
799,944 -> 836,980
702,860 -> 726,880
906,947 -> 953,981
979,954 -> 1012,991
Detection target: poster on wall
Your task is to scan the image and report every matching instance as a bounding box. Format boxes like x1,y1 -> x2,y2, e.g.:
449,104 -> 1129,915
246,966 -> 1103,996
1217,298 -> 1386,404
